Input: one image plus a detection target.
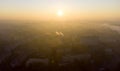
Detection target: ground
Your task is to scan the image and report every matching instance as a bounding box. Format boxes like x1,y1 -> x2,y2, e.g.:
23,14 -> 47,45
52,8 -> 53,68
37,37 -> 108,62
0,21 -> 120,71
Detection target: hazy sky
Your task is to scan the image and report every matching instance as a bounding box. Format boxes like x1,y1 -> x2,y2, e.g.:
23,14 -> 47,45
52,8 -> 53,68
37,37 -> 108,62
0,0 -> 120,21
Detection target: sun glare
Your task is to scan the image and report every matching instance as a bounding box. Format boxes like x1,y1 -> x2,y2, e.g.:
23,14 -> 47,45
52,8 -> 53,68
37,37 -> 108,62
57,10 -> 63,17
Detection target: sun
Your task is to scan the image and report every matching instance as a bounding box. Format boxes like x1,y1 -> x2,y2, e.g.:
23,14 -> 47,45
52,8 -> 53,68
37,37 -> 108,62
57,10 -> 63,17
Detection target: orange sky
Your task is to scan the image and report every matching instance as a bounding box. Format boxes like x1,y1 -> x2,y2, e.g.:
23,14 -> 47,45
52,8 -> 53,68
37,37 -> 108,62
0,0 -> 120,21
0,10 -> 119,21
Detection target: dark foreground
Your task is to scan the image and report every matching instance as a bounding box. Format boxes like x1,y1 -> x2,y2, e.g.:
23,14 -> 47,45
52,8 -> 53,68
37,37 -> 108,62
0,21 -> 120,71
